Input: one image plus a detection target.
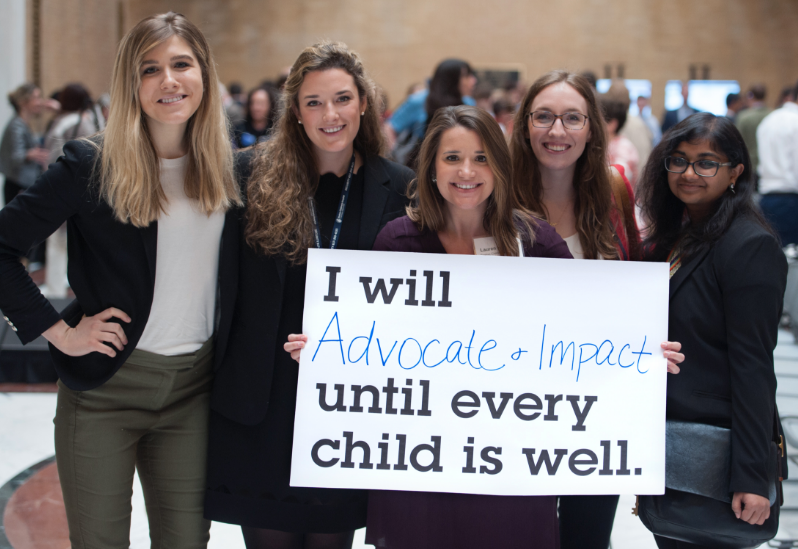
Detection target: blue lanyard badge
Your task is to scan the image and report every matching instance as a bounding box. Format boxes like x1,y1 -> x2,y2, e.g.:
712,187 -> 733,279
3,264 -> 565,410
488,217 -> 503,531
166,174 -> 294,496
309,154 -> 356,250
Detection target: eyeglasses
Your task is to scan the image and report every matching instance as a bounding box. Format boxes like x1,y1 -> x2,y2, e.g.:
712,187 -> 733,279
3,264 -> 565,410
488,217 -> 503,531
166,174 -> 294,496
664,157 -> 733,177
528,111 -> 589,130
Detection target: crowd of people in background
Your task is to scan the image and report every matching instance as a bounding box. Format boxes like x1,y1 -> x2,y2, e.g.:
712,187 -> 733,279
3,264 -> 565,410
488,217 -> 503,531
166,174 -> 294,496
0,13 -> 794,548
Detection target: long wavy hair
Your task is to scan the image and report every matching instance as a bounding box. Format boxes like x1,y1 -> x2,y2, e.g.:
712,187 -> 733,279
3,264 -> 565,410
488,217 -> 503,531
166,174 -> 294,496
639,113 -> 773,262
408,105 -> 537,256
96,12 -> 239,227
245,41 -> 385,264
510,70 -> 618,260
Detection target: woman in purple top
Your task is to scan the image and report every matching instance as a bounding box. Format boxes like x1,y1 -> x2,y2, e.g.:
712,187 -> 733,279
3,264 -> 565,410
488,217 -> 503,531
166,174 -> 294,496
370,105 -> 568,548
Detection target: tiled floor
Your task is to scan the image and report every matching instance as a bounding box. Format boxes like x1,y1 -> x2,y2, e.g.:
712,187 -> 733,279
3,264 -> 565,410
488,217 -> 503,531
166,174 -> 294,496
3,331 -> 798,548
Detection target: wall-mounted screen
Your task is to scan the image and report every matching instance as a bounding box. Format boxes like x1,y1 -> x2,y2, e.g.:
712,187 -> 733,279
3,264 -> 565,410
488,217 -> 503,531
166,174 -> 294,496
596,79 -> 652,116
664,80 -> 740,116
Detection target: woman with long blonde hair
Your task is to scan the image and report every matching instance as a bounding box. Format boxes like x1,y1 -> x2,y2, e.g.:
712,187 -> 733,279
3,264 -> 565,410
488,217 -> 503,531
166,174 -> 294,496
205,42 -> 414,549
0,12 -> 240,548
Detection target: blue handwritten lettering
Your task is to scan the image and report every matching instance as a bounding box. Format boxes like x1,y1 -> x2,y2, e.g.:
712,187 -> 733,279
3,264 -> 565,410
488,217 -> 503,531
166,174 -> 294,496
313,312 -> 345,364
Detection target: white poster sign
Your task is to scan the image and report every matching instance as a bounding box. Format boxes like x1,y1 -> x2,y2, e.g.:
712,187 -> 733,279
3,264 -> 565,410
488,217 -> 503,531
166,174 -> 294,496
290,248 -> 669,496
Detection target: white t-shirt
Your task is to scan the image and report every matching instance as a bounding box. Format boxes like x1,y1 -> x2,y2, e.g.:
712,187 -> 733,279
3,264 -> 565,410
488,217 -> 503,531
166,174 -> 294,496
563,233 -> 605,260
137,156 -> 225,355
757,102 -> 798,194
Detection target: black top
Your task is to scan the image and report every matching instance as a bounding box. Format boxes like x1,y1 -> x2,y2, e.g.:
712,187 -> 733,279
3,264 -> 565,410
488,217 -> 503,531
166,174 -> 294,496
0,139 -> 242,390
210,153 -> 414,425
276,168 -> 365,375
659,214 -> 787,498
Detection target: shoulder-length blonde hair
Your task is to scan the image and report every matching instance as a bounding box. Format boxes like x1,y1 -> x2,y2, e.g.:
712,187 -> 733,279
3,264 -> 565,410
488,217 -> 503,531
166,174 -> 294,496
510,70 -> 618,260
245,41 -> 385,264
409,105 -> 537,257
97,12 -> 240,227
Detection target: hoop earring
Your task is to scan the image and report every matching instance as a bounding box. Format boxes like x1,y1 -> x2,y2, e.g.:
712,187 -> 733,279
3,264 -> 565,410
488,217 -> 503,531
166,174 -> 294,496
729,183 -> 736,194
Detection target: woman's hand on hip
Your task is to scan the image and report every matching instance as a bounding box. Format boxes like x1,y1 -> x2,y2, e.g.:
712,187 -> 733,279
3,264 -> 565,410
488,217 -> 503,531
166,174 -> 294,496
43,307 -> 131,358
732,492 -> 770,525
661,341 -> 684,374
284,334 -> 308,364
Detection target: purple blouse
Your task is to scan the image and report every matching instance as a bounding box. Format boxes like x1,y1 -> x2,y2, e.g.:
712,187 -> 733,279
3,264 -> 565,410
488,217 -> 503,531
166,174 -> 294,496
365,215 -> 567,549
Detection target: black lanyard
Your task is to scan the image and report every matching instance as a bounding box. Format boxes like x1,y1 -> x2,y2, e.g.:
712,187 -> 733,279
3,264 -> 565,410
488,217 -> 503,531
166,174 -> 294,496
309,154 -> 356,250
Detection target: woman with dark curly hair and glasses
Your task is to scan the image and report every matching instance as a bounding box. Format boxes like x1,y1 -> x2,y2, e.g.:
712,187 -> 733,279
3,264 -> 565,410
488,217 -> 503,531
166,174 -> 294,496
638,112 -> 787,548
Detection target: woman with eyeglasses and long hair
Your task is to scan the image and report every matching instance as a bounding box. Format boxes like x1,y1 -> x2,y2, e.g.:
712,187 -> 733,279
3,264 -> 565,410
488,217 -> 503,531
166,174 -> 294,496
509,70 -> 684,549
638,113 -> 786,548
0,12 -> 241,548
205,42 -> 414,549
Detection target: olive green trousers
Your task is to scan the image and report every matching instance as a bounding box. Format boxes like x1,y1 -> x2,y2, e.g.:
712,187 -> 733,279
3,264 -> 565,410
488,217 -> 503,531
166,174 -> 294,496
54,339 -> 213,549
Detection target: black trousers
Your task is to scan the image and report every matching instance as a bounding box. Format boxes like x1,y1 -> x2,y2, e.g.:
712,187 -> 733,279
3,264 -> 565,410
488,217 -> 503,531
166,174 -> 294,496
558,495 -> 619,549
654,535 -> 712,549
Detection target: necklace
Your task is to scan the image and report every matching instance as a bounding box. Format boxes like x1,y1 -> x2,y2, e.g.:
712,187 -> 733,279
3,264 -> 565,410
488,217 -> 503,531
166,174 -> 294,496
546,199 -> 574,228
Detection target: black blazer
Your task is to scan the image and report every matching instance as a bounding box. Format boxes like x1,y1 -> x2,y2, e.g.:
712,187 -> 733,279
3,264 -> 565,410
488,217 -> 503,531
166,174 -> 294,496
210,152 -> 414,425
0,139 -> 241,391
664,215 -> 787,499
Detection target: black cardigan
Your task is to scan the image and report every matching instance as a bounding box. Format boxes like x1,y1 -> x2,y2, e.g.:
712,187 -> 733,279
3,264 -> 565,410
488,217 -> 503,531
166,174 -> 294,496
664,214 -> 787,499
0,139 -> 241,391
210,152 -> 414,425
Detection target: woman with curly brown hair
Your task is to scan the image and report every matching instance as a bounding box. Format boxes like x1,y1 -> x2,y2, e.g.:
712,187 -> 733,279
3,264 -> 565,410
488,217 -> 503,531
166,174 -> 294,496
204,42 -> 414,549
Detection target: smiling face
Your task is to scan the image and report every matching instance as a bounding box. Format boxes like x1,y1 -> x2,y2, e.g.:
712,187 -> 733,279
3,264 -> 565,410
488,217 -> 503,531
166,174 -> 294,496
138,35 -> 204,134
527,82 -> 592,176
295,68 -> 365,163
434,125 -> 495,216
667,139 -> 744,220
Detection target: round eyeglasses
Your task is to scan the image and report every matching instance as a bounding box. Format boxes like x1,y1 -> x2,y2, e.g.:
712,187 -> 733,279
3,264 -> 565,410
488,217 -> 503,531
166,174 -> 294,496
664,157 -> 733,177
529,111 -> 589,130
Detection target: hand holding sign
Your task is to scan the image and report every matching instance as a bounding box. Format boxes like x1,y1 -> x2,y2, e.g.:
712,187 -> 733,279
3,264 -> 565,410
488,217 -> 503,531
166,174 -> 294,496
291,249 -> 670,496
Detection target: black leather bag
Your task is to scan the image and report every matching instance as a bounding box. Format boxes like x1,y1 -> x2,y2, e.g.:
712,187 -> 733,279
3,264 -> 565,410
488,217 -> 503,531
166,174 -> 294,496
636,420 -> 783,548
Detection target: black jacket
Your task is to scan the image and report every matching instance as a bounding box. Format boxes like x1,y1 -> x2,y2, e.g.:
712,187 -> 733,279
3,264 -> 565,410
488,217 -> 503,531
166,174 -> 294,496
0,139 -> 241,391
664,214 -> 787,499
210,152 -> 414,425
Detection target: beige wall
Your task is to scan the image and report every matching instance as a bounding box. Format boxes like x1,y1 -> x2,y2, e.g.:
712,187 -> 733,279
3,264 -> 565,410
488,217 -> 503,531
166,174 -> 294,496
28,0 -> 798,117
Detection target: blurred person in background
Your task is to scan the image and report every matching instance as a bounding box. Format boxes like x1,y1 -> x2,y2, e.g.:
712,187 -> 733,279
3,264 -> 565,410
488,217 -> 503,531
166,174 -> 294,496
777,86 -> 793,108
97,93 -> 111,123
220,81 -> 245,126
638,95 -> 662,146
756,80 -> 798,245
233,85 -> 278,148
735,83 -> 771,188
662,82 -> 698,133
229,82 -> 246,107
385,58 -> 476,165
0,83 -> 56,273
607,80 -> 653,171
493,96 -> 515,136
473,81 -> 495,115
0,83 -> 50,207
601,90 -> 640,187
41,83 -> 105,298
725,92 -> 744,121
44,83 -> 104,164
